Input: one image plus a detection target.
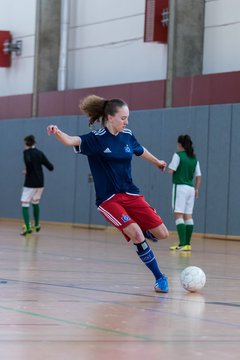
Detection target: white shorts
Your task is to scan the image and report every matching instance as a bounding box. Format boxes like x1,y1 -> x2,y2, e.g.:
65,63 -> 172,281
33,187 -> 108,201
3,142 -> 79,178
172,184 -> 195,214
21,187 -> 44,204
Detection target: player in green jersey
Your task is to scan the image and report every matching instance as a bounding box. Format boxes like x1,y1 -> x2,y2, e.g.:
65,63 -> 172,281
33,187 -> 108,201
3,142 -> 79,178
168,135 -> 201,251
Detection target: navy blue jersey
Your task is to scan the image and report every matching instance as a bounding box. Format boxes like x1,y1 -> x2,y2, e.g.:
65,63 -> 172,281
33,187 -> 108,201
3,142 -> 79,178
75,127 -> 144,206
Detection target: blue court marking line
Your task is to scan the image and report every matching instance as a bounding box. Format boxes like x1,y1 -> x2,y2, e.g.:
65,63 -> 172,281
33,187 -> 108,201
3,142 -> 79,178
2,277 -> 240,309
3,277 -> 240,312
0,305 -> 151,341
206,301 -> 240,307
90,297 -> 240,331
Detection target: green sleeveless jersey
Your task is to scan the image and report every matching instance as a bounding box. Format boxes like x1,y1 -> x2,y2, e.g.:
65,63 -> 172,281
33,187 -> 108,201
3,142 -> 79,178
172,151 -> 197,187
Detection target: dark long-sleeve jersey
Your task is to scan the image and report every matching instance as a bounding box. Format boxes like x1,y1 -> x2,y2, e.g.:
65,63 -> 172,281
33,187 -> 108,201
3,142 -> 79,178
23,148 -> 54,188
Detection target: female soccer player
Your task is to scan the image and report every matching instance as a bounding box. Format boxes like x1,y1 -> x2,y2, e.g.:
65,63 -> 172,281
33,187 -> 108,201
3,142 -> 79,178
47,95 -> 169,293
168,135 -> 201,251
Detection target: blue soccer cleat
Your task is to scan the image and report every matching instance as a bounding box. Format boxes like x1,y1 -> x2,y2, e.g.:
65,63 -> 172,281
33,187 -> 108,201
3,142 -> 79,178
154,274 -> 169,293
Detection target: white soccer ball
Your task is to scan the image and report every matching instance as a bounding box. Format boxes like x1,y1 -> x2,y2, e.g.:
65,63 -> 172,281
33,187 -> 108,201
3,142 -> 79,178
180,266 -> 206,292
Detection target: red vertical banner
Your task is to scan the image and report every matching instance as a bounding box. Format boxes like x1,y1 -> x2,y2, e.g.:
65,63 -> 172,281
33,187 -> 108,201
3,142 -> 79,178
144,0 -> 169,43
0,31 -> 12,67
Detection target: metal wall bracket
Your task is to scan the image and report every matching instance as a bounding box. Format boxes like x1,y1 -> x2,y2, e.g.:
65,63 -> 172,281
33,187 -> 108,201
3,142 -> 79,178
3,40 -> 22,56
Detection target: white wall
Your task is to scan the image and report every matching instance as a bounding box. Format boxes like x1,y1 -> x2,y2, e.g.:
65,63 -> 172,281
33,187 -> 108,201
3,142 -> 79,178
1,0 -> 240,96
203,0 -> 240,74
67,0 -> 167,89
0,0 -> 36,96
0,0 -> 167,96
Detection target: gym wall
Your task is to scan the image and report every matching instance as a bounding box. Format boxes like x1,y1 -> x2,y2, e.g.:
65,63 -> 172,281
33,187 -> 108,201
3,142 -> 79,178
0,103 -> 239,237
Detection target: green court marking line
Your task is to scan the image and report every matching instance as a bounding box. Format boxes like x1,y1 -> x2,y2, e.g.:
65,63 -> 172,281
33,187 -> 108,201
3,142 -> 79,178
0,305 -> 151,341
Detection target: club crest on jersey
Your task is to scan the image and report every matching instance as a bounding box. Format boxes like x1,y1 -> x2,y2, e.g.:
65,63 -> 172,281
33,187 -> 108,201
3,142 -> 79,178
121,214 -> 131,222
124,145 -> 131,153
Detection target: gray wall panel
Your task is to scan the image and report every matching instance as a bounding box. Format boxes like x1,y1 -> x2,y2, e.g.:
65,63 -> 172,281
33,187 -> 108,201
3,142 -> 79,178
228,104 -> 240,235
39,116 -> 78,223
0,120 -> 23,218
130,110 -> 170,228
157,106 -> 209,232
73,116 -> 108,226
205,105 -> 232,235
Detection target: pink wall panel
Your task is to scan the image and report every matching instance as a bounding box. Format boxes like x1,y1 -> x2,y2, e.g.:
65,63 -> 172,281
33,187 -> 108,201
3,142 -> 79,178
173,71 -> 240,107
210,72 -> 240,104
130,81 -> 165,110
37,80 -> 166,118
64,86 -> 131,115
38,91 -> 65,117
0,94 -> 32,120
1,72 -> 240,120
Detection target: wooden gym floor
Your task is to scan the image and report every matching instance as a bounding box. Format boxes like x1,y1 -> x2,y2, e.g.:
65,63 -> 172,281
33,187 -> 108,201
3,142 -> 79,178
0,219 -> 240,360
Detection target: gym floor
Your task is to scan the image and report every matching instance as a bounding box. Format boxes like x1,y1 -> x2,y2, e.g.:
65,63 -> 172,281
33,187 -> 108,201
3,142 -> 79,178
0,220 -> 240,360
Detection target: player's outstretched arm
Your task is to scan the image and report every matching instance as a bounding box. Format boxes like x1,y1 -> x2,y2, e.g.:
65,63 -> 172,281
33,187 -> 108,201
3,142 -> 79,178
140,147 -> 167,172
47,125 -> 81,147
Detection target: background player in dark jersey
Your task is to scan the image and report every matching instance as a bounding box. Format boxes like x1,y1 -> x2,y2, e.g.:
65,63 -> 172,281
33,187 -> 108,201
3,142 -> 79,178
47,95 -> 169,293
168,135 -> 201,251
21,135 -> 54,236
